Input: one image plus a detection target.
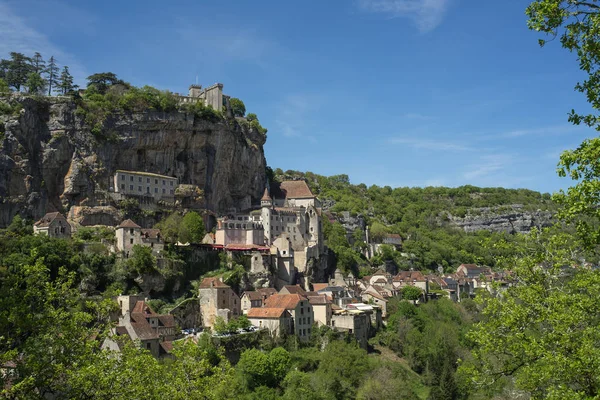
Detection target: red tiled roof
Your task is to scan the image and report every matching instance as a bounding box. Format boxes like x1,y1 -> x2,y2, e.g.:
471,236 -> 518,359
160,341 -> 173,353
244,288 -> 277,301
264,294 -> 306,310
158,315 -> 176,328
132,301 -> 157,316
261,188 -> 272,201
394,271 -> 427,282
34,212 -> 67,227
247,307 -> 288,318
257,288 -> 277,296
280,285 -> 307,295
117,219 -> 141,229
130,322 -> 159,340
308,295 -> 329,305
270,180 -> 315,200
198,277 -> 230,289
312,283 -> 329,292
141,229 -> 161,239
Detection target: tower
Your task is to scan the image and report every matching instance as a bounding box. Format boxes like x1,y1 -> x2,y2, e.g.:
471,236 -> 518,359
261,188 -> 273,244
188,84 -> 203,98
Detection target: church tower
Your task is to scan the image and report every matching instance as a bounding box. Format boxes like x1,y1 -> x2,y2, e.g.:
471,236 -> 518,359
261,188 -> 273,244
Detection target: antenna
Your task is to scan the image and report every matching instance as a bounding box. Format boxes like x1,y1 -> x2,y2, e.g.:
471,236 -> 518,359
195,75 -> 198,85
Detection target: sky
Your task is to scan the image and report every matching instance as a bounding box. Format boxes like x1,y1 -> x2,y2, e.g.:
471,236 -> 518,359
0,0 -> 595,194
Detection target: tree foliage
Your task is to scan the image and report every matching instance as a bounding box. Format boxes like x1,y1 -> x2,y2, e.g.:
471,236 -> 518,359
179,211 -> 205,244
230,97 -> 246,117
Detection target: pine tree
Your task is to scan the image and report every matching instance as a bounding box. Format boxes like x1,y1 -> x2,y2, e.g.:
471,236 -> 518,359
57,66 -> 77,95
25,72 -> 46,94
45,56 -> 60,96
31,52 -> 46,74
5,52 -> 32,91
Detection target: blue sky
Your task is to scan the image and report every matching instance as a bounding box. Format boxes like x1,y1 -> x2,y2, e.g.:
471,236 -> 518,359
0,0 -> 594,194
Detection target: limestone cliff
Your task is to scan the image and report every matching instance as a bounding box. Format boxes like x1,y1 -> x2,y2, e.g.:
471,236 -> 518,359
0,95 -> 267,227
448,205 -> 553,234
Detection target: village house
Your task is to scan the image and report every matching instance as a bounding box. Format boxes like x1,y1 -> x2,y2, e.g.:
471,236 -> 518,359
240,288 -> 277,314
102,295 -> 176,359
456,264 -> 493,280
392,271 -> 429,294
198,277 -> 241,328
330,307 -> 372,349
114,219 -> 164,257
33,212 -> 71,239
264,294 -> 314,341
307,294 -> 332,327
113,170 -> 178,201
361,285 -> 390,317
246,307 -> 292,337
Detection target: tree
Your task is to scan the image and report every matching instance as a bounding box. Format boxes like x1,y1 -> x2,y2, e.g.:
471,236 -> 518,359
246,112 -> 258,121
179,211 -> 205,244
401,285 -> 422,301
229,97 -> 246,117
30,52 -> 45,74
369,221 -> 388,243
25,72 -> 46,94
0,78 -> 9,95
126,244 -> 156,274
5,52 -> 32,91
57,66 -> 77,95
45,56 -> 59,96
86,72 -> 120,94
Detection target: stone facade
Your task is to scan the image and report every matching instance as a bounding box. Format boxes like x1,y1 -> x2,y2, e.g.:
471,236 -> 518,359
33,212 -> 71,239
177,83 -> 227,112
198,277 -> 241,328
114,219 -> 164,257
113,170 -> 177,201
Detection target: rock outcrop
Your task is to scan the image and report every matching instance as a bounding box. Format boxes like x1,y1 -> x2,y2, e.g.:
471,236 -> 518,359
448,205 -> 553,234
0,96 -> 267,227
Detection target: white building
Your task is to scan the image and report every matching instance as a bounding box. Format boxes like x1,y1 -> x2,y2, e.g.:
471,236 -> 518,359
113,170 -> 178,201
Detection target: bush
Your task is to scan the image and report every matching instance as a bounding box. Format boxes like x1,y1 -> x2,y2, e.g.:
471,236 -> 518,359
229,97 -> 246,117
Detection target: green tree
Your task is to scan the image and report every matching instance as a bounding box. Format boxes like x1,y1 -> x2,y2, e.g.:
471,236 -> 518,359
0,77 -> 9,94
246,112 -> 258,121
25,72 -> 46,94
370,221 -> 388,243
57,66 -> 77,95
230,97 -> 246,117
179,211 -> 205,244
154,212 -> 183,243
5,52 -> 32,91
86,72 -> 120,94
30,52 -> 45,74
126,244 -> 156,274
401,285 -> 422,301
45,56 -> 59,96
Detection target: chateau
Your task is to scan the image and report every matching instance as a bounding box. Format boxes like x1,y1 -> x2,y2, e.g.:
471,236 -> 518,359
176,83 -> 228,112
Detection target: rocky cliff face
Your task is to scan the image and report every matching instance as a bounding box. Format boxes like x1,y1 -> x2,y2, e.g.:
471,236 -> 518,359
448,205 -> 553,234
0,96 -> 267,227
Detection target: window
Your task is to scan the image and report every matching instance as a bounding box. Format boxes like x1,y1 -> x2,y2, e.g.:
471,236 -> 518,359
162,189 -> 166,194
308,328 -> 311,335
146,343 -> 151,350
154,188 -> 158,193
121,184 -> 125,189
147,178 -> 150,183
301,307 -> 304,315
162,180 -> 165,185
138,186 -> 142,192
155,179 -> 158,184
130,229 -> 134,234
129,185 -> 134,190
170,181 -> 173,186
146,187 -> 150,193
130,238 -> 134,244
121,174 -> 125,180
130,176 -> 133,181
151,242 -> 154,247
170,189 -> 174,194
138,177 -> 142,182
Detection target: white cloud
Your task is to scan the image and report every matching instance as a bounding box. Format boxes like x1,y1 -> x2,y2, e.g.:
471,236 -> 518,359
389,137 -> 472,151
0,1 -> 88,85
357,0 -> 450,32
463,154 -> 514,180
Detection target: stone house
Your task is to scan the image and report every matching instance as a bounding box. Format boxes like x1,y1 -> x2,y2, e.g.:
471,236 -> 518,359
246,307 -> 292,337
33,212 -> 71,239
240,288 -> 277,314
113,170 -> 178,201
102,295 -> 176,359
115,219 -> 164,257
264,294 -> 313,341
456,264 -> 492,280
198,277 -> 241,328
307,294 -> 332,327
393,271 -> 429,294
330,309 -> 371,349
361,286 -> 390,317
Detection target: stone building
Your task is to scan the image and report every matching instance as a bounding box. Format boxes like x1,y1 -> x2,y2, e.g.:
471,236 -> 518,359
264,294 -> 313,341
33,212 -> 71,239
241,288 -> 277,314
246,307 -> 292,337
113,170 -> 178,201
215,213 -> 264,246
177,83 -> 228,112
198,277 -> 241,328
115,219 -> 164,257
102,295 -> 176,359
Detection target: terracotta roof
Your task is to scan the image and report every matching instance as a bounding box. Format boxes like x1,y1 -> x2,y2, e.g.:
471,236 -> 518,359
132,301 -> 157,316
115,326 -> 129,336
117,219 -> 141,229
158,315 -> 176,328
34,212 -> 67,227
243,291 -> 263,301
264,294 -> 306,310
198,277 -> 230,289
270,180 -> 315,200
141,229 -> 161,239
386,233 -> 402,239
394,271 -> 427,282
261,188 -> 272,201
258,288 -> 277,296
280,285 -> 307,295
308,295 -> 329,305
364,291 -> 387,302
312,283 -> 329,292
160,341 -> 173,353
244,288 -> 277,301
130,321 -> 159,340
247,307 -> 288,318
